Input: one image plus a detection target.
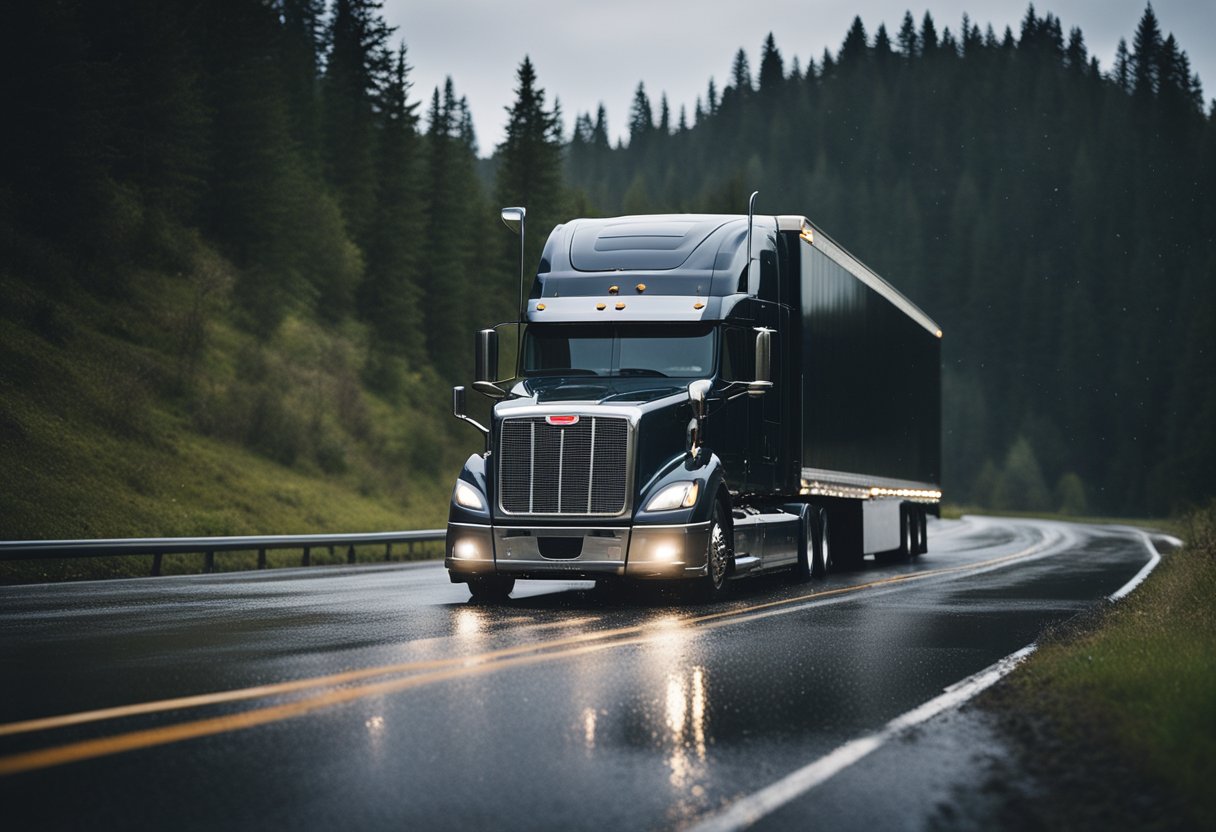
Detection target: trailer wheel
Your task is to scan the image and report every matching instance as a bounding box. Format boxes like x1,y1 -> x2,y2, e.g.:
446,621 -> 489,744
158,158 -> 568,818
914,508 -> 928,556
898,505 -> 916,561
812,508 -> 830,578
467,575 -> 514,604
688,501 -> 730,602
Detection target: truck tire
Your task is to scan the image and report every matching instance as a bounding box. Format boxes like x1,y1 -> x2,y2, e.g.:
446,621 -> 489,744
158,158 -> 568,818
467,575 -> 514,604
898,504 -> 916,561
914,507 -> 928,556
812,508 -> 830,578
688,501 -> 730,602
795,509 -> 814,582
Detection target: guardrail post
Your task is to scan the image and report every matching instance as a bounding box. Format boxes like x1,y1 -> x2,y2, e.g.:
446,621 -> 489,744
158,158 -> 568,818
302,546 -> 311,567
257,548 -> 266,569
384,543 -> 392,562
204,550 -> 215,573
408,541 -> 415,558
152,553 -> 163,577
347,544 -> 356,564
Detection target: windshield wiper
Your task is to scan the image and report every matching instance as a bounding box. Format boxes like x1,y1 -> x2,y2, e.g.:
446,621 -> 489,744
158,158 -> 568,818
524,368 -> 599,377
617,368 -> 669,377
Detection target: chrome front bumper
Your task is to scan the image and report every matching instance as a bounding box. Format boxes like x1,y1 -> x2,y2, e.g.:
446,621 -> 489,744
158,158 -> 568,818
445,521 -> 711,581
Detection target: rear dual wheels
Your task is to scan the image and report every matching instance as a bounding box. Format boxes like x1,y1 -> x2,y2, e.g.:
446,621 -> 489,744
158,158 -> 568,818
796,508 -> 830,581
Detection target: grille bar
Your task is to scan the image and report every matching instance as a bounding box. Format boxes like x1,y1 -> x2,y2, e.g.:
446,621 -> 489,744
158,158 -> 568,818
500,416 -> 629,516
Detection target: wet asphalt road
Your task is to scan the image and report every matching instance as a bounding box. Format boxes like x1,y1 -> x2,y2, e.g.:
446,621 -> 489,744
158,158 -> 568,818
0,517 -> 1160,831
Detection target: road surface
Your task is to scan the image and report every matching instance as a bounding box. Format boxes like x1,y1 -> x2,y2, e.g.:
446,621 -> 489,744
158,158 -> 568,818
0,517 -> 1164,830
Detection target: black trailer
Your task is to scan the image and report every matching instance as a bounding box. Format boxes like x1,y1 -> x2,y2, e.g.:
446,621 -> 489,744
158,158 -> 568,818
445,209 -> 941,601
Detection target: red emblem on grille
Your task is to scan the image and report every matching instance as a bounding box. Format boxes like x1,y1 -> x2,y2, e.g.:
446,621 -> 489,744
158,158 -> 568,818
546,415 -> 580,426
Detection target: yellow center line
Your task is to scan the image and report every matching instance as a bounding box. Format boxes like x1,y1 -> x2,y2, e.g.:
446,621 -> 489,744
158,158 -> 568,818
0,534 -> 1054,770
0,636 -> 646,777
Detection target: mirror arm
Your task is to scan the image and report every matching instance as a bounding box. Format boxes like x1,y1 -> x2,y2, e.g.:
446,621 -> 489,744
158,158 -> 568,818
456,414 -> 490,436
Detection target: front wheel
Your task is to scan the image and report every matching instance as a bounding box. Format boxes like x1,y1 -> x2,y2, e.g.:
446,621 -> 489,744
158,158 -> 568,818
687,501 -> 730,602
467,575 -> 515,604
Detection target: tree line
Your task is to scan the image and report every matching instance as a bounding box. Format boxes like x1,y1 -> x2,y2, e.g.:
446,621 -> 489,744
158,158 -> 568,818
2,2 -> 1212,516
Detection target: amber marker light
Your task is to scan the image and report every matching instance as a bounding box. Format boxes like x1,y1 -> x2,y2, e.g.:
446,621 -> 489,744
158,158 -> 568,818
693,302 -> 705,310
615,302 -> 626,310
636,283 -> 647,293
596,303 -> 606,310
536,303 -> 546,311
608,285 -> 619,294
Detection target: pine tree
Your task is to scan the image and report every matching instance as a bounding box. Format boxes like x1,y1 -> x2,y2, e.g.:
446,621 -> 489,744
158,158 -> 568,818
1113,38 -> 1132,91
898,12 -> 918,58
730,48 -> 752,94
1131,2 -> 1163,97
839,16 -> 868,65
961,14 -> 982,56
1065,27 -> 1087,73
592,104 -> 610,148
758,33 -> 784,92
629,82 -> 654,144
874,25 -> 894,60
360,42 -> 425,372
920,12 -> 939,53
279,0 -> 325,169
321,0 -> 394,246
495,56 -> 565,320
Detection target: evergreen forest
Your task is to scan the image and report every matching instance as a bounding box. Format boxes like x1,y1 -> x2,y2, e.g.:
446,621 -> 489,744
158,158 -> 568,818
1,1 -> 1213,548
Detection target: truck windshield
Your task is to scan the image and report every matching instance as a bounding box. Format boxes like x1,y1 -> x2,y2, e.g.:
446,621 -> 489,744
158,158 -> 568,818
523,325 -> 716,378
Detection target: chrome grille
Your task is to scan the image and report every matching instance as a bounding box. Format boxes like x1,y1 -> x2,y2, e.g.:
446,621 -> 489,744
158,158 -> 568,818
499,416 -> 629,515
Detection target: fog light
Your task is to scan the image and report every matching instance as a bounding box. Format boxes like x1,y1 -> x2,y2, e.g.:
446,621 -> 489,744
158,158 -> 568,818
652,543 -> 681,563
454,539 -> 480,559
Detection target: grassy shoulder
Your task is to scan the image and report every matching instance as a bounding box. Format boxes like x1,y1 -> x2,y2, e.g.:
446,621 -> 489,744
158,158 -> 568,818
983,503 -> 1215,830
1,246 -> 476,582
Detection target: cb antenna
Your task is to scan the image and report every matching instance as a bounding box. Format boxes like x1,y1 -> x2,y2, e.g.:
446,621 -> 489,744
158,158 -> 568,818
746,191 -> 759,293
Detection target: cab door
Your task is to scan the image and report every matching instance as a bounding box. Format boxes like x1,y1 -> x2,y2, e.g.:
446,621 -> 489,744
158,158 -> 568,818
715,325 -> 751,494
748,245 -> 784,493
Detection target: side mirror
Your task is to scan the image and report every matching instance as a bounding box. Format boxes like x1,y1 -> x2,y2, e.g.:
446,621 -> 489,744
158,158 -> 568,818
749,328 -> 773,397
688,379 -> 712,421
500,207 -> 525,235
475,329 -> 499,384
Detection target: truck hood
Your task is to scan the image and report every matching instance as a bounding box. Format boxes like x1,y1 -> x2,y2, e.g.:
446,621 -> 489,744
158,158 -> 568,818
515,376 -> 688,405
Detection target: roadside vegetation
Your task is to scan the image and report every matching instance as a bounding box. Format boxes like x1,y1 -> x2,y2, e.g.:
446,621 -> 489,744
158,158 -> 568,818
982,503 -> 1216,830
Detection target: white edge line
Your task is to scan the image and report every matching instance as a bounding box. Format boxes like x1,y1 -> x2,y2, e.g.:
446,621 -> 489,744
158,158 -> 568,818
688,644 -> 1038,832
1108,530 -> 1164,601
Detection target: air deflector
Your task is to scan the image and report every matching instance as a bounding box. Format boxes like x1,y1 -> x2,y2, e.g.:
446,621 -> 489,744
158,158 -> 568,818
569,216 -> 727,272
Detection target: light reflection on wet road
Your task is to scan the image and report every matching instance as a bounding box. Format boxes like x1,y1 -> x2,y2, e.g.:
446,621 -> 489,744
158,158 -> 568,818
0,517 -> 1161,830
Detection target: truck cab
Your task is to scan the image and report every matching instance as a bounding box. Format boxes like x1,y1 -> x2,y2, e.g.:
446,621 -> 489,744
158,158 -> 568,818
446,212 -> 941,602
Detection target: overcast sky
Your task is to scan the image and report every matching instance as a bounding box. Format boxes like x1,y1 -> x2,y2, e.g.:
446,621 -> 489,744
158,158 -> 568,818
383,1 -> 1215,154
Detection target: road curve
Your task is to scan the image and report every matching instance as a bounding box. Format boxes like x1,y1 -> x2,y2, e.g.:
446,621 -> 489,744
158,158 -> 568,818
0,517 -> 1163,830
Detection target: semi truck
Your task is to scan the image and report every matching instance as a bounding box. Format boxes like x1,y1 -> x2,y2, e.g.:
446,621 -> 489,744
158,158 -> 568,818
445,201 -> 941,602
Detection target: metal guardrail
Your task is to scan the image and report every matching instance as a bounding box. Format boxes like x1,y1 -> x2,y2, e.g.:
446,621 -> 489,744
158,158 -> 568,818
0,530 -> 447,576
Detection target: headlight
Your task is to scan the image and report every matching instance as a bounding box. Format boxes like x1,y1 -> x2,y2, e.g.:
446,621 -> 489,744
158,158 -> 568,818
453,481 -> 487,511
644,481 -> 700,512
